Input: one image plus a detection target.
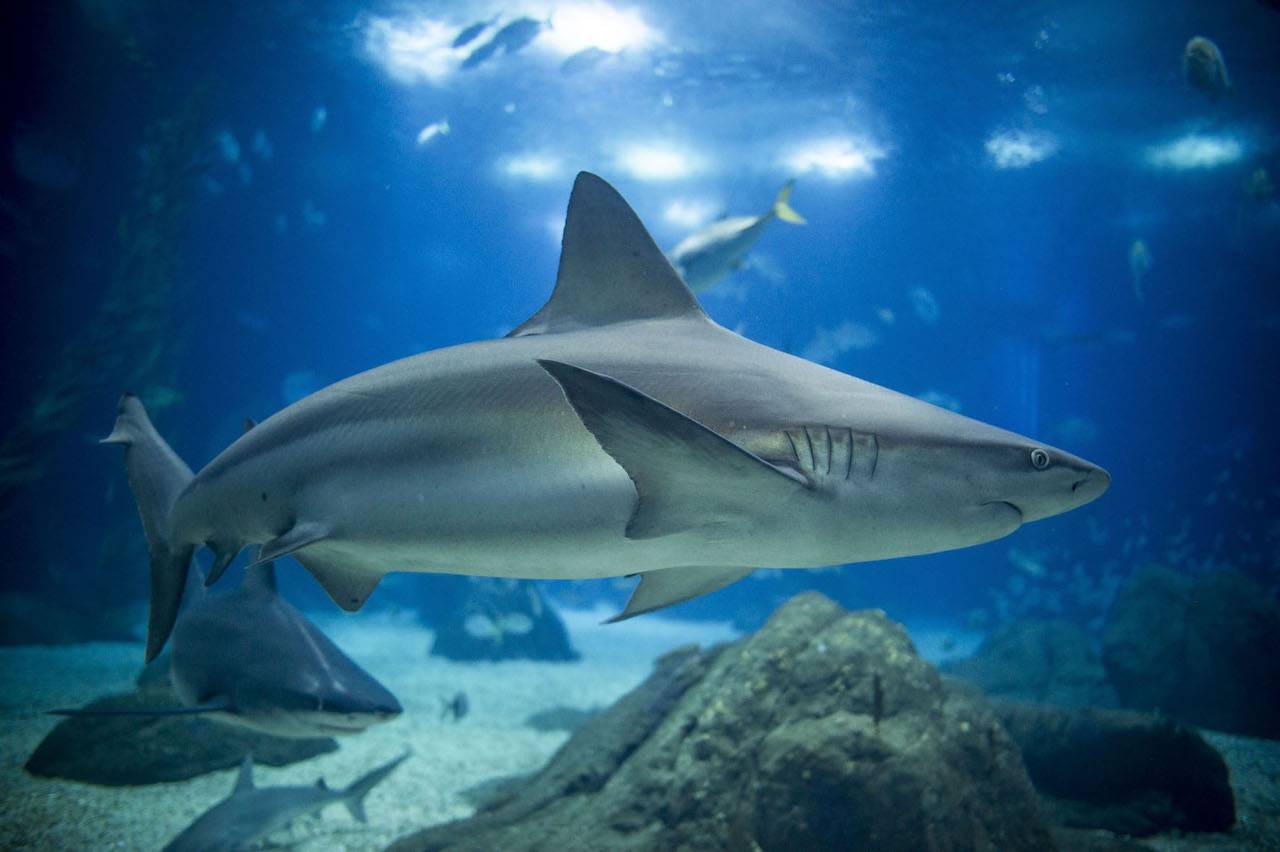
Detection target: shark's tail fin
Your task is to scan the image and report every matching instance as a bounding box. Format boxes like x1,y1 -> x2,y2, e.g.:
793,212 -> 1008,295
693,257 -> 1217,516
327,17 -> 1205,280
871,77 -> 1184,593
771,179 -> 806,225
102,394 -> 195,663
341,752 -> 410,823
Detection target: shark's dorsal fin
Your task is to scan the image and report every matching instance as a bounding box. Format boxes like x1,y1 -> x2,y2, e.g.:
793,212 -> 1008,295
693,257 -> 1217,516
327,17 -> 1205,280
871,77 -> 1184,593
234,755 -> 255,794
508,172 -> 709,337
243,417 -> 257,433
242,560 -> 278,595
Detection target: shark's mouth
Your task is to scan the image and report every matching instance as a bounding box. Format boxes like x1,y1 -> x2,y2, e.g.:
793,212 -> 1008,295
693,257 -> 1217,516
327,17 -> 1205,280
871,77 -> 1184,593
984,500 -> 1024,520
980,500 -> 1025,535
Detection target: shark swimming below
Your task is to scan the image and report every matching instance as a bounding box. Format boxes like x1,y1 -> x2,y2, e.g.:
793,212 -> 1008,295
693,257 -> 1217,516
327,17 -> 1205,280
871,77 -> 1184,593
107,171 -> 1110,663
668,179 -> 806,293
52,561 -> 401,737
162,751 -> 407,851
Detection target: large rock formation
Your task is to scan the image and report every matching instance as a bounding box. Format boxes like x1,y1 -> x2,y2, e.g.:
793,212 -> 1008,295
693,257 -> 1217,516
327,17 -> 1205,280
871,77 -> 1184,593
1102,565 -> 1280,738
943,619 -> 1117,707
392,593 -> 1053,851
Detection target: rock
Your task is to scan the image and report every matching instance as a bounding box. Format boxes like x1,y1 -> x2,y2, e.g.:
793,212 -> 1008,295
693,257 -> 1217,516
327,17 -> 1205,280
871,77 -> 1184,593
24,681 -> 336,785
943,619 -> 1117,707
1050,826 -> 1156,851
991,700 -> 1235,837
415,576 -> 579,662
390,593 -> 1053,851
1102,565 -> 1280,738
522,705 -> 600,733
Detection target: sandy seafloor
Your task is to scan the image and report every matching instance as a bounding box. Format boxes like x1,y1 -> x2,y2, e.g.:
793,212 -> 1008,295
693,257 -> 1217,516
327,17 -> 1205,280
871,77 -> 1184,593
0,610 -> 1277,851
0,607 -> 739,850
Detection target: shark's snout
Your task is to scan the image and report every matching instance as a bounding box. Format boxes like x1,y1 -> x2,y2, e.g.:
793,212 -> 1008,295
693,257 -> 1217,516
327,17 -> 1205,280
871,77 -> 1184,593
1071,466 -> 1111,504
1010,458 -> 1110,523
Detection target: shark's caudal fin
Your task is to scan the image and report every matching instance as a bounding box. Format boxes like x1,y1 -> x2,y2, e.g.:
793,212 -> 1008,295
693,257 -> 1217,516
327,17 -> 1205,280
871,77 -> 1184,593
341,752 -> 410,823
102,394 -> 195,662
771,179 -> 806,225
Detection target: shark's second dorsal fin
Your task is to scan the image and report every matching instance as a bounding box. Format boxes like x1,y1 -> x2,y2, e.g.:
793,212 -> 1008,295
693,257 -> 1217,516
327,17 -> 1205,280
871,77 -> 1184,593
242,561 -> 278,595
508,172 -> 709,337
234,755 -> 255,794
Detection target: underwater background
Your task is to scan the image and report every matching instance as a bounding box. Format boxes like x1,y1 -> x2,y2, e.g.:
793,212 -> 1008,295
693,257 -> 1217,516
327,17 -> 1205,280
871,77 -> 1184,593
2,0 -> 1279,849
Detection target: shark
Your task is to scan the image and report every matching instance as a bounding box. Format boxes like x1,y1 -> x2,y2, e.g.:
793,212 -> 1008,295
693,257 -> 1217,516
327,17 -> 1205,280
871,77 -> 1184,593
668,179 -> 806,293
106,171 -> 1110,663
52,561 -> 401,737
162,751 -> 407,851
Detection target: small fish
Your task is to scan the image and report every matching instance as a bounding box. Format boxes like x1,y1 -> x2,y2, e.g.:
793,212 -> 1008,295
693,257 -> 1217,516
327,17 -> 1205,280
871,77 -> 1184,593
561,47 -> 610,75
452,16 -> 498,49
909,287 -> 940,324
1128,239 -> 1152,301
441,691 -> 469,722
462,18 -> 544,70
163,752 -> 408,851
1182,36 -> 1231,101
669,180 -> 805,293
1008,546 -> 1047,578
250,130 -> 273,161
215,130 -> 240,163
416,119 -> 450,147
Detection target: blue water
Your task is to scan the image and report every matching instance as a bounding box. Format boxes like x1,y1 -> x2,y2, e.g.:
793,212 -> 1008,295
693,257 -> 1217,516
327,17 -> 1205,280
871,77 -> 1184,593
2,1 -> 1277,634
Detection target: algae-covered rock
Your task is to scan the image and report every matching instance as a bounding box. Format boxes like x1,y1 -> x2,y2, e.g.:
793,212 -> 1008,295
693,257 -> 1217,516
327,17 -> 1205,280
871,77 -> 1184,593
991,700 -> 1234,837
943,618 -> 1117,707
1102,565 -> 1280,738
391,592 -> 1052,851
24,682 -> 336,785
416,576 -> 579,663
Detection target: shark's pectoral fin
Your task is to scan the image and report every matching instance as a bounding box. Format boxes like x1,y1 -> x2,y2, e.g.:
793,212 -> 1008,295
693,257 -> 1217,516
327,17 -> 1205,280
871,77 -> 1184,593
292,550 -> 383,612
538,359 -> 808,540
607,566 -> 755,622
254,521 -> 331,565
48,697 -> 232,718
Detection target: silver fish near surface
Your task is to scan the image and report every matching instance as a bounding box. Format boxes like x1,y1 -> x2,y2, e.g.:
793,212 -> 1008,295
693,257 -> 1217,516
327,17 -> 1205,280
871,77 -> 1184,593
105,172 -> 1110,662
669,179 -> 806,293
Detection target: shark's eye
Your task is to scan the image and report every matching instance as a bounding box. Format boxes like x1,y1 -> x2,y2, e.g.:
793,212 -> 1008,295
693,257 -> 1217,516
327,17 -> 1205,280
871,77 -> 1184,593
1030,448 -> 1051,470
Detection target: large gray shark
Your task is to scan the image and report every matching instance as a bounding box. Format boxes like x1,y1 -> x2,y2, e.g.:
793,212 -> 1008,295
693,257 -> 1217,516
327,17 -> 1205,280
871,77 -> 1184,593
668,179 -> 806,293
106,172 -> 1109,663
53,562 -> 401,737
163,751 -> 407,852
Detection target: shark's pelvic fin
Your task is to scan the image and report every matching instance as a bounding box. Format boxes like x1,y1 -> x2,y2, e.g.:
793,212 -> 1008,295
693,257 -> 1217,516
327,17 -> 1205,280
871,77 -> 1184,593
292,551 -> 383,612
508,172 -> 709,337
538,359 -> 808,540
255,521 -> 330,564
205,544 -> 241,586
103,393 -> 196,663
607,566 -> 756,622
771,179 -> 806,225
